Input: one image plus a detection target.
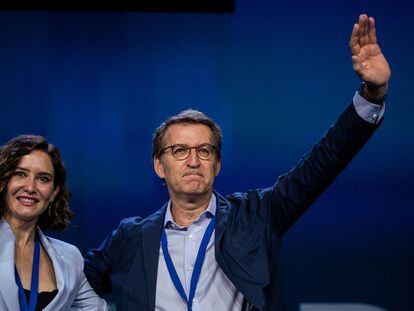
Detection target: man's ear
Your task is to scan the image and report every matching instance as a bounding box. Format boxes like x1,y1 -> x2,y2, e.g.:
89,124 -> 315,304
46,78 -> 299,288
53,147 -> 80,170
214,160 -> 221,177
154,156 -> 166,179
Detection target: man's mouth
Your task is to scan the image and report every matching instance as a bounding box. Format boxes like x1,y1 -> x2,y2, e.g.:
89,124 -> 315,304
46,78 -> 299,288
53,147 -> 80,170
183,172 -> 202,177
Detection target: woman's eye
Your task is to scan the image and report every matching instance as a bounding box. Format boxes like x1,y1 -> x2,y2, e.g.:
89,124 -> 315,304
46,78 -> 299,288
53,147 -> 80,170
14,171 -> 26,177
39,176 -> 51,183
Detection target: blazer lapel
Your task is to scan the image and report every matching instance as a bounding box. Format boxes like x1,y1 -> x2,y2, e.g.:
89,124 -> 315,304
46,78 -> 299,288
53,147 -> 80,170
214,191 -> 230,247
141,205 -> 166,310
37,229 -> 70,311
0,220 -> 20,310
212,192 -> 267,309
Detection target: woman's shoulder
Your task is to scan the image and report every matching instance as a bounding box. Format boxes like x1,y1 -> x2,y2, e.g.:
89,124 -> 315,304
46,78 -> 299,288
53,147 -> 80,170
39,232 -> 83,261
47,236 -> 79,251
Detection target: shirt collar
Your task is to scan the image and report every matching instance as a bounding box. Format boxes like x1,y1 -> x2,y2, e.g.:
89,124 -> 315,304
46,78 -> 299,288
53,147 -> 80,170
164,193 -> 216,230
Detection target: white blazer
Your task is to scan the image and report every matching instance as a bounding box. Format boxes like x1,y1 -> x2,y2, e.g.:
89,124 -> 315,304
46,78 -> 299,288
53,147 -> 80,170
0,219 -> 108,310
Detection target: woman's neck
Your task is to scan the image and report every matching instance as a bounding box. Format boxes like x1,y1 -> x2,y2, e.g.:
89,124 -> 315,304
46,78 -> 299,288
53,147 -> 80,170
4,214 -> 37,248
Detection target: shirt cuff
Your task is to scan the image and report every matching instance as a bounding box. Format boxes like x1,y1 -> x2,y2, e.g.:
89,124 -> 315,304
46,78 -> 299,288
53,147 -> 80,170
353,91 -> 385,124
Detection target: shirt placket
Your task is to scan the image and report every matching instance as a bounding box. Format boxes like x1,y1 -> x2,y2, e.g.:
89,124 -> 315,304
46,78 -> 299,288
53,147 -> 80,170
184,223 -> 196,299
185,217 -> 207,310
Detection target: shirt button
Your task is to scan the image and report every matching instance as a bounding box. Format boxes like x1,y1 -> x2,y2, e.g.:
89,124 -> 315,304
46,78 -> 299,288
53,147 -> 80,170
372,113 -> 378,120
188,266 -> 193,271
193,299 -> 196,304
188,234 -> 193,239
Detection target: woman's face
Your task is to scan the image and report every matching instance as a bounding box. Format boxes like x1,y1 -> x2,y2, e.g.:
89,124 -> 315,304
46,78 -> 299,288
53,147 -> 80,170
4,150 -> 59,225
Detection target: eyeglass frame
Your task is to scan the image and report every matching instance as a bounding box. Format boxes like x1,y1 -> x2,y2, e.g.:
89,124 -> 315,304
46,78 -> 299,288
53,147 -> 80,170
160,143 -> 217,160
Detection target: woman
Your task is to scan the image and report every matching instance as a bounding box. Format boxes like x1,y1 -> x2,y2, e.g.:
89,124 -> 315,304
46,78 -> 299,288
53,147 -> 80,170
0,135 -> 107,310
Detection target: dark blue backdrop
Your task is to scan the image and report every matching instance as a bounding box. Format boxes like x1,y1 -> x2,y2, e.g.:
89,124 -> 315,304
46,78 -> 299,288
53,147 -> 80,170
1,0 -> 413,310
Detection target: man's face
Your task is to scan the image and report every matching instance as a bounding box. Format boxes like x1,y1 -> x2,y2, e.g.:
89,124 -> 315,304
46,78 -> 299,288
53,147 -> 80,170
154,123 -> 221,200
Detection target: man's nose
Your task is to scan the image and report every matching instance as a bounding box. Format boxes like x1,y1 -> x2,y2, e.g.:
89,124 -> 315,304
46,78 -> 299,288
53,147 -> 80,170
186,148 -> 201,167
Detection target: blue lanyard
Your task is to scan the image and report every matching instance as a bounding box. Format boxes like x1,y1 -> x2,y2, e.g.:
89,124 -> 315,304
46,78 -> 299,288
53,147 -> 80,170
161,216 -> 215,311
14,237 -> 40,311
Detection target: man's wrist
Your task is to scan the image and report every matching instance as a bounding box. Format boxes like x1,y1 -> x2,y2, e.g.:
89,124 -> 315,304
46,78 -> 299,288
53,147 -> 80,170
359,82 -> 388,104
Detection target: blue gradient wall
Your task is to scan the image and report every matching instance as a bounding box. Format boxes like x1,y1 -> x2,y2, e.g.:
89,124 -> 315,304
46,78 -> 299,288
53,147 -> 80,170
0,0 -> 413,309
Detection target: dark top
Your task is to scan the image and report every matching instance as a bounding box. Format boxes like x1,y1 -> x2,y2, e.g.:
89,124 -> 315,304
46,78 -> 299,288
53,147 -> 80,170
23,288 -> 58,311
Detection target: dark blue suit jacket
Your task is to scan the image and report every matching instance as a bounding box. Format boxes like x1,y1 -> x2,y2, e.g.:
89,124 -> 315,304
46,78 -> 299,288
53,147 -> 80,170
84,104 -> 381,310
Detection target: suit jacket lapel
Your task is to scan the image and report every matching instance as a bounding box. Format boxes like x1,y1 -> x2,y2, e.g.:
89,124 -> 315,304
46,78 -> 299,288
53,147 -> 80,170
213,192 -> 267,309
214,191 -> 230,247
0,220 -> 20,310
37,229 -> 69,311
213,191 -> 239,297
142,205 -> 166,310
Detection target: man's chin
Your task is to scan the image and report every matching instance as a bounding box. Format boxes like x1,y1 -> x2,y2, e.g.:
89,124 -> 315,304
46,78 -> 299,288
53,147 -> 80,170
184,188 -> 205,196
181,187 -> 212,200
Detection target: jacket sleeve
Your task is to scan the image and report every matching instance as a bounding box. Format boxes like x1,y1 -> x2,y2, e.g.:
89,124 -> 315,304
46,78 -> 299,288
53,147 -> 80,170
54,242 -> 109,311
233,103 -> 383,237
70,272 -> 109,310
274,103 -> 382,235
83,217 -> 141,296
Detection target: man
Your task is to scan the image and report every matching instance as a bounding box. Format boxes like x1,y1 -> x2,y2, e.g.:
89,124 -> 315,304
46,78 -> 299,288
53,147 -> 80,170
84,14 -> 391,310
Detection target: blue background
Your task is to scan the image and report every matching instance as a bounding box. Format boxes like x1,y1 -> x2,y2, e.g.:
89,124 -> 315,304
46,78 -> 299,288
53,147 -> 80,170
0,0 -> 413,309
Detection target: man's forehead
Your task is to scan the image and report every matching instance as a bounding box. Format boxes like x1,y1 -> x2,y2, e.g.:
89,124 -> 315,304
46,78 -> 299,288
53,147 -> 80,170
164,123 -> 213,144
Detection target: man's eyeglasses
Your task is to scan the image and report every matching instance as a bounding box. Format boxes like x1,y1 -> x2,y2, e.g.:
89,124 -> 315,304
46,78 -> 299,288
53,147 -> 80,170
161,144 -> 216,160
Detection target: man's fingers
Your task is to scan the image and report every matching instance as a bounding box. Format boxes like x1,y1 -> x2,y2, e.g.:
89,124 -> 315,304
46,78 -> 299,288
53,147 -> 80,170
358,14 -> 369,46
358,14 -> 368,30
351,55 -> 361,72
368,17 -> 377,44
349,23 -> 360,55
